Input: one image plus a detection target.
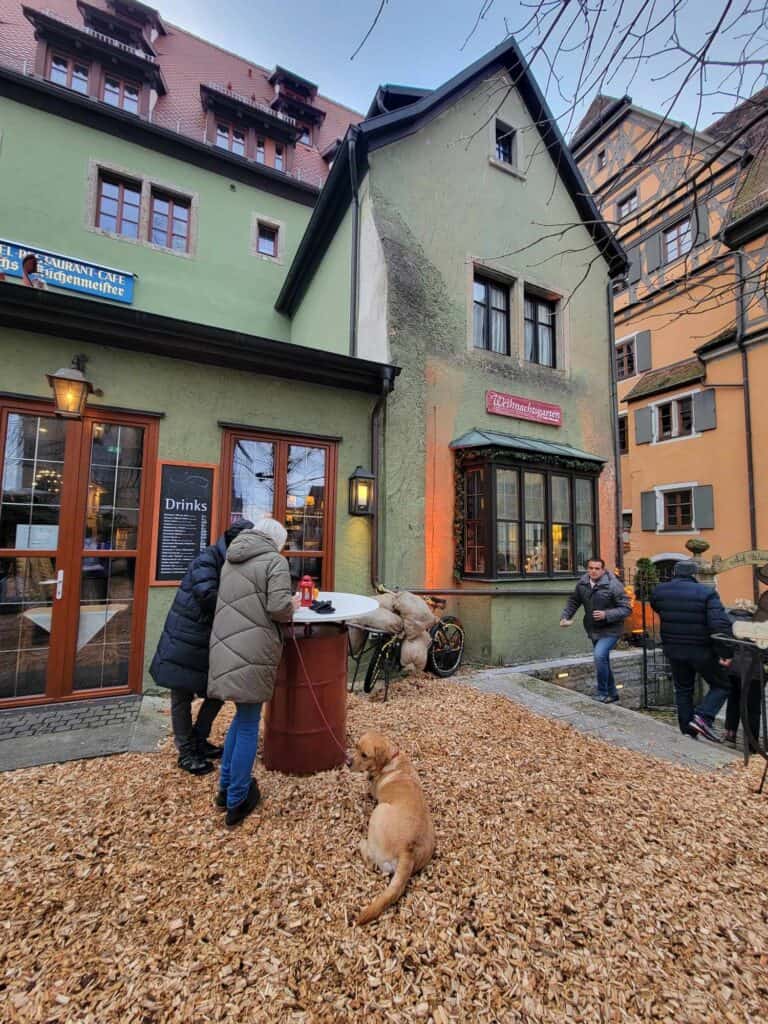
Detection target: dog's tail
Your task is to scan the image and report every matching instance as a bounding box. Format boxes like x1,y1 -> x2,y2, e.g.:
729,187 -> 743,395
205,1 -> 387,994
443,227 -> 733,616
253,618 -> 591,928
356,851 -> 415,926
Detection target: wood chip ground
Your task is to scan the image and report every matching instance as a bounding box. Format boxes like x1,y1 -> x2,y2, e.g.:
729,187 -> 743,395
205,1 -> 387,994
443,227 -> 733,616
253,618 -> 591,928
1,675 -> 767,1023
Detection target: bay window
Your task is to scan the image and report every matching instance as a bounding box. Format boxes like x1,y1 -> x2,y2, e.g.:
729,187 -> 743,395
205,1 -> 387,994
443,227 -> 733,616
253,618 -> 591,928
459,459 -> 598,578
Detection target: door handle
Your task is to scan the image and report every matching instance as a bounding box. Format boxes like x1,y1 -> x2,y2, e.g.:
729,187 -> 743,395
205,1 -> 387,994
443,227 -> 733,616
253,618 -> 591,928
40,570 -> 64,599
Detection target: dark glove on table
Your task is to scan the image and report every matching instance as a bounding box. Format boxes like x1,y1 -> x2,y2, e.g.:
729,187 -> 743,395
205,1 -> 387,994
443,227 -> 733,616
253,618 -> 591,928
310,600 -> 336,614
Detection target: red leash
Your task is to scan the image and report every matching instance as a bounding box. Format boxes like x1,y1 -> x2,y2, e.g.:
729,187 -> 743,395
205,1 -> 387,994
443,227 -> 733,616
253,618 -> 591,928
290,632 -> 352,767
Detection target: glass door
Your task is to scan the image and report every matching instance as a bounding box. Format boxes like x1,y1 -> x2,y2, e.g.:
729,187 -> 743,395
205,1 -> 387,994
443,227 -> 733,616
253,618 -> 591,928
0,401 -> 157,706
0,409 -> 70,701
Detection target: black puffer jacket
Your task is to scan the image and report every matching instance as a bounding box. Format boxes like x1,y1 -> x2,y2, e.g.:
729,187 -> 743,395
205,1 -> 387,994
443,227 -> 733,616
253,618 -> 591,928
650,577 -> 732,652
561,571 -> 632,638
149,521 -> 253,694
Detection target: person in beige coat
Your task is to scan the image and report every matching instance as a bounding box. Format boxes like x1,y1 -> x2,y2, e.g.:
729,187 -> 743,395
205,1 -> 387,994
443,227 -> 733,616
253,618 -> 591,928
208,517 -> 298,826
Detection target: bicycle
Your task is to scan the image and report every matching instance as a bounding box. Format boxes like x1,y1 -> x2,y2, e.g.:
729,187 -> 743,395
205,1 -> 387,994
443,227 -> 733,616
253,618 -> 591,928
351,595 -> 465,700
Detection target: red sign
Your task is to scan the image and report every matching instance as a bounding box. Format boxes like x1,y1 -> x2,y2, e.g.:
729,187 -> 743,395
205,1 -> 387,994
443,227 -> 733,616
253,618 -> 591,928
486,390 -> 562,427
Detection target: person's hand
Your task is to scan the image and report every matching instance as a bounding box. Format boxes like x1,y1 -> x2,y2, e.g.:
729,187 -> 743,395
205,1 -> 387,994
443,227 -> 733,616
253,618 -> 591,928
559,618 -> 573,627
291,592 -> 302,610
593,610 -> 607,621
719,658 -> 732,668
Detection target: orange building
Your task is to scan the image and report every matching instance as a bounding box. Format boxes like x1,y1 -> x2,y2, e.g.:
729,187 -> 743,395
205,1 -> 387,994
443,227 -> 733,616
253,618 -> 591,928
573,92 -> 768,603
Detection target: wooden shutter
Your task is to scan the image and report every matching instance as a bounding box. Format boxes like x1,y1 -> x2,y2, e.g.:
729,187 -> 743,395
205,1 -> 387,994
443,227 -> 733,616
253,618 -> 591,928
646,233 -> 663,273
641,491 -> 657,531
693,485 -> 714,529
693,203 -> 708,246
635,330 -> 652,372
627,247 -> 642,285
693,389 -> 716,431
634,406 -> 654,444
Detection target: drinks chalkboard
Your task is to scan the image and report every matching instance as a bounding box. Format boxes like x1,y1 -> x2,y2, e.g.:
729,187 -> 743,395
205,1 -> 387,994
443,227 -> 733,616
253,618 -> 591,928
154,463 -> 216,583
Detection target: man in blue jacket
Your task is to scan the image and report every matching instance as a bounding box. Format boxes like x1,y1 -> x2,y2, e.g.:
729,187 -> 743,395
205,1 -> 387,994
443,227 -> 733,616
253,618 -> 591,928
560,557 -> 632,703
650,560 -> 732,742
150,519 -> 253,775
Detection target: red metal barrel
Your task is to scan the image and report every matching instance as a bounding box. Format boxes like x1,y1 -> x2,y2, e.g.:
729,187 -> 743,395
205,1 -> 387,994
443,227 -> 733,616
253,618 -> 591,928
263,629 -> 347,774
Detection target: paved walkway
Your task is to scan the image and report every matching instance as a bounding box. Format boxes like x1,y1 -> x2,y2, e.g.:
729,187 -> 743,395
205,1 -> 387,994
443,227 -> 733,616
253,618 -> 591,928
0,671 -> 744,773
465,669 -> 740,771
0,695 -> 169,772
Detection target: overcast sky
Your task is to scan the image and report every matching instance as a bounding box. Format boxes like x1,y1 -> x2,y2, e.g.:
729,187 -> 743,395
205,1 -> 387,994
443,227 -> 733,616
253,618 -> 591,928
156,0 -> 764,133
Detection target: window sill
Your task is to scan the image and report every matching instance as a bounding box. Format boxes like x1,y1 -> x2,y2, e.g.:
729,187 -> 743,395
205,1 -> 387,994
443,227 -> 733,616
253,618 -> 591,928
488,157 -> 526,181
87,226 -> 194,259
651,432 -> 701,446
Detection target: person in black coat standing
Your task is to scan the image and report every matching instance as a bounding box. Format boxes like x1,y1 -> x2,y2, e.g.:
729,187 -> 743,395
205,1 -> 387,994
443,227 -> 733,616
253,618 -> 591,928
150,519 -> 253,775
650,560 -> 732,742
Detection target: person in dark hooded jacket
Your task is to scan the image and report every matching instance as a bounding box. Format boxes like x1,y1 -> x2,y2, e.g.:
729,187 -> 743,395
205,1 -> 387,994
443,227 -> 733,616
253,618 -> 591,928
150,519 -> 253,775
650,560 -> 732,742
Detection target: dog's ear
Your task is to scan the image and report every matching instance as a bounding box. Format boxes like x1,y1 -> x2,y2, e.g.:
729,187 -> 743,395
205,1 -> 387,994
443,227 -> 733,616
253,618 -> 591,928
372,735 -> 396,771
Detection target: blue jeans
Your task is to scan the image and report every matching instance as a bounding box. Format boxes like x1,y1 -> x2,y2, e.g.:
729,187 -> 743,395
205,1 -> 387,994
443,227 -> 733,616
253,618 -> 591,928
592,635 -> 619,697
219,703 -> 262,808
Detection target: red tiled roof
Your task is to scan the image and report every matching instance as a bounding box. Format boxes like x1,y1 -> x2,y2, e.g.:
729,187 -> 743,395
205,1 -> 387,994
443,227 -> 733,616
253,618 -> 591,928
1,0 -> 362,188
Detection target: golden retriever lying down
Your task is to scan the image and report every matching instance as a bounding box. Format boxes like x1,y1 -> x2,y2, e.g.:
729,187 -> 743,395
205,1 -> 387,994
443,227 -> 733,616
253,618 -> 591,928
350,731 -> 435,925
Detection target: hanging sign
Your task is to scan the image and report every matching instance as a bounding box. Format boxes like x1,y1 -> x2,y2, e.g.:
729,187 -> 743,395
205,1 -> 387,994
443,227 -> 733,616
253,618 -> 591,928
152,462 -> 218,584
0,239 -> 135,303
486,390 -> 562,427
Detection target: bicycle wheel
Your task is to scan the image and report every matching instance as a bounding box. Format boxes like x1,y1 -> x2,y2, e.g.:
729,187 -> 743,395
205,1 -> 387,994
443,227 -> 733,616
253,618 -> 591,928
427,615 -> 465,677
363,636 -> 401,693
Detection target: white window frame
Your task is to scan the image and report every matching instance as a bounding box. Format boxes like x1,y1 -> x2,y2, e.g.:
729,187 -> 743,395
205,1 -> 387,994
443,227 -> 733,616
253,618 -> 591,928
654,481 -> 699,535
251,213 -> 284,264
650,388 -> 700,445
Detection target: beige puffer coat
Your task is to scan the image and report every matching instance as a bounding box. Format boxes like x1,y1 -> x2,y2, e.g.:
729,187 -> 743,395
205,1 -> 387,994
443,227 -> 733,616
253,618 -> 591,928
207,530 -> 294,704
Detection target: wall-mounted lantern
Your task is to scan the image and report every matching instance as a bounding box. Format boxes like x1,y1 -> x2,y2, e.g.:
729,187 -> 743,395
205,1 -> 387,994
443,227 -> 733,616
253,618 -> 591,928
46,354 -> 97,419
348,465 -> 375,516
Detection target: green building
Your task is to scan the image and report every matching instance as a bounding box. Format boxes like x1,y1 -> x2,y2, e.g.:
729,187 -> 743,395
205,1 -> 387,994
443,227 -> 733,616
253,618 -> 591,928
0,0 -> 624,708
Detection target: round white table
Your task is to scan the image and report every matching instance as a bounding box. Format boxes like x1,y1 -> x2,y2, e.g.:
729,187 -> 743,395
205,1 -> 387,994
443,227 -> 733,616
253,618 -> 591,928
291,591 -> 379,625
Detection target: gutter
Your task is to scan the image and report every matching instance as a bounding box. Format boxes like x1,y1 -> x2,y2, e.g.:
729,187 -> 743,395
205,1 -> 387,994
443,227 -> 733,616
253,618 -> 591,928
734,250 -> 759,600
606,278 -> 625,574
348,127 -> 361,357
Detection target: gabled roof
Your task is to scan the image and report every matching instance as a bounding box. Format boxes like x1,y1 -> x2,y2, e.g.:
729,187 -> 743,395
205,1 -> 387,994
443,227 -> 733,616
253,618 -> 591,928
571,93 -> 628,146
450,429 -> 605,464
365,84 -> 430,119
276,36 -> 627,315
623,357 -> 704,402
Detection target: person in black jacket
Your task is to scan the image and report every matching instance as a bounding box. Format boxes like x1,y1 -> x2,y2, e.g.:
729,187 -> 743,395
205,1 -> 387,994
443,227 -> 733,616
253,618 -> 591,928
150,519 -> 253,775
560,557 -> 632,703
650,560 -> 732,742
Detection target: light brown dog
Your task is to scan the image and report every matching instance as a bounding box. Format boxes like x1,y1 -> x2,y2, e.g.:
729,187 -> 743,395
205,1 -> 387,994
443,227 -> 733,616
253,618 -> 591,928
350,731 -> 435,925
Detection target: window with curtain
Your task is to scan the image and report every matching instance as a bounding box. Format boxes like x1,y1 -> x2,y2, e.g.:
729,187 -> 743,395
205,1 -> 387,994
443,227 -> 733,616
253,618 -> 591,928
524,293 -> 557,367
459,459 -> 598,578
472,274 -> 510,355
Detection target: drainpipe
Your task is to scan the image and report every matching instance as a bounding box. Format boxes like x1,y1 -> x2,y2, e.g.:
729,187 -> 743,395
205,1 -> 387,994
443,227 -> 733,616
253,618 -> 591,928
734,249 -> 759,601
607,277 -> 625,575
370,376 -> 391,588
348,128 -> 361,358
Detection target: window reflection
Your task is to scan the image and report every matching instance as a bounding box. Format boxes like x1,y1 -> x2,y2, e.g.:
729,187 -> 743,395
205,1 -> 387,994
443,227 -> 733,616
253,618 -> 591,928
0,556 -> 56,699
85,423 -> 144,550
231,440 -> 275,525
285,446 -> 325,552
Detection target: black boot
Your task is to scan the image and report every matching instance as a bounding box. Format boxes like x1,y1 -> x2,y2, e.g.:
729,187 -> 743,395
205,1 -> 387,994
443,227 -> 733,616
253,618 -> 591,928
225,779 -> 261,827
177,752 -> 214,776
197,738 -> 224,760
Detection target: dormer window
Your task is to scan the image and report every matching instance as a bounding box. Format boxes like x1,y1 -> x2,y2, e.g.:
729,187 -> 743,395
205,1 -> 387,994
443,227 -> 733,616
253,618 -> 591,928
216,123 -> 246,156
49,54 -> 89,95
299,126 -> 311,145
103,74 -> 140,114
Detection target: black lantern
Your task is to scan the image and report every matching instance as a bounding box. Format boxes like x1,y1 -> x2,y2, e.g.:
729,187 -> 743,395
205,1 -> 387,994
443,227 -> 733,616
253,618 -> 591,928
46,354 -> 96,418
348,465 -> 375,516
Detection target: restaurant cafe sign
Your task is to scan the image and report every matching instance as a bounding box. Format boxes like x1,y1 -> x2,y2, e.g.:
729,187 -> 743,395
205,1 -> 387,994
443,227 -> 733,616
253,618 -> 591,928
0,239 -> 135,304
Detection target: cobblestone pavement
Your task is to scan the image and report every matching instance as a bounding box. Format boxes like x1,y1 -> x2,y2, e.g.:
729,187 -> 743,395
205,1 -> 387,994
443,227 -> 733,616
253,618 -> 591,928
0,695 -> 169,772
